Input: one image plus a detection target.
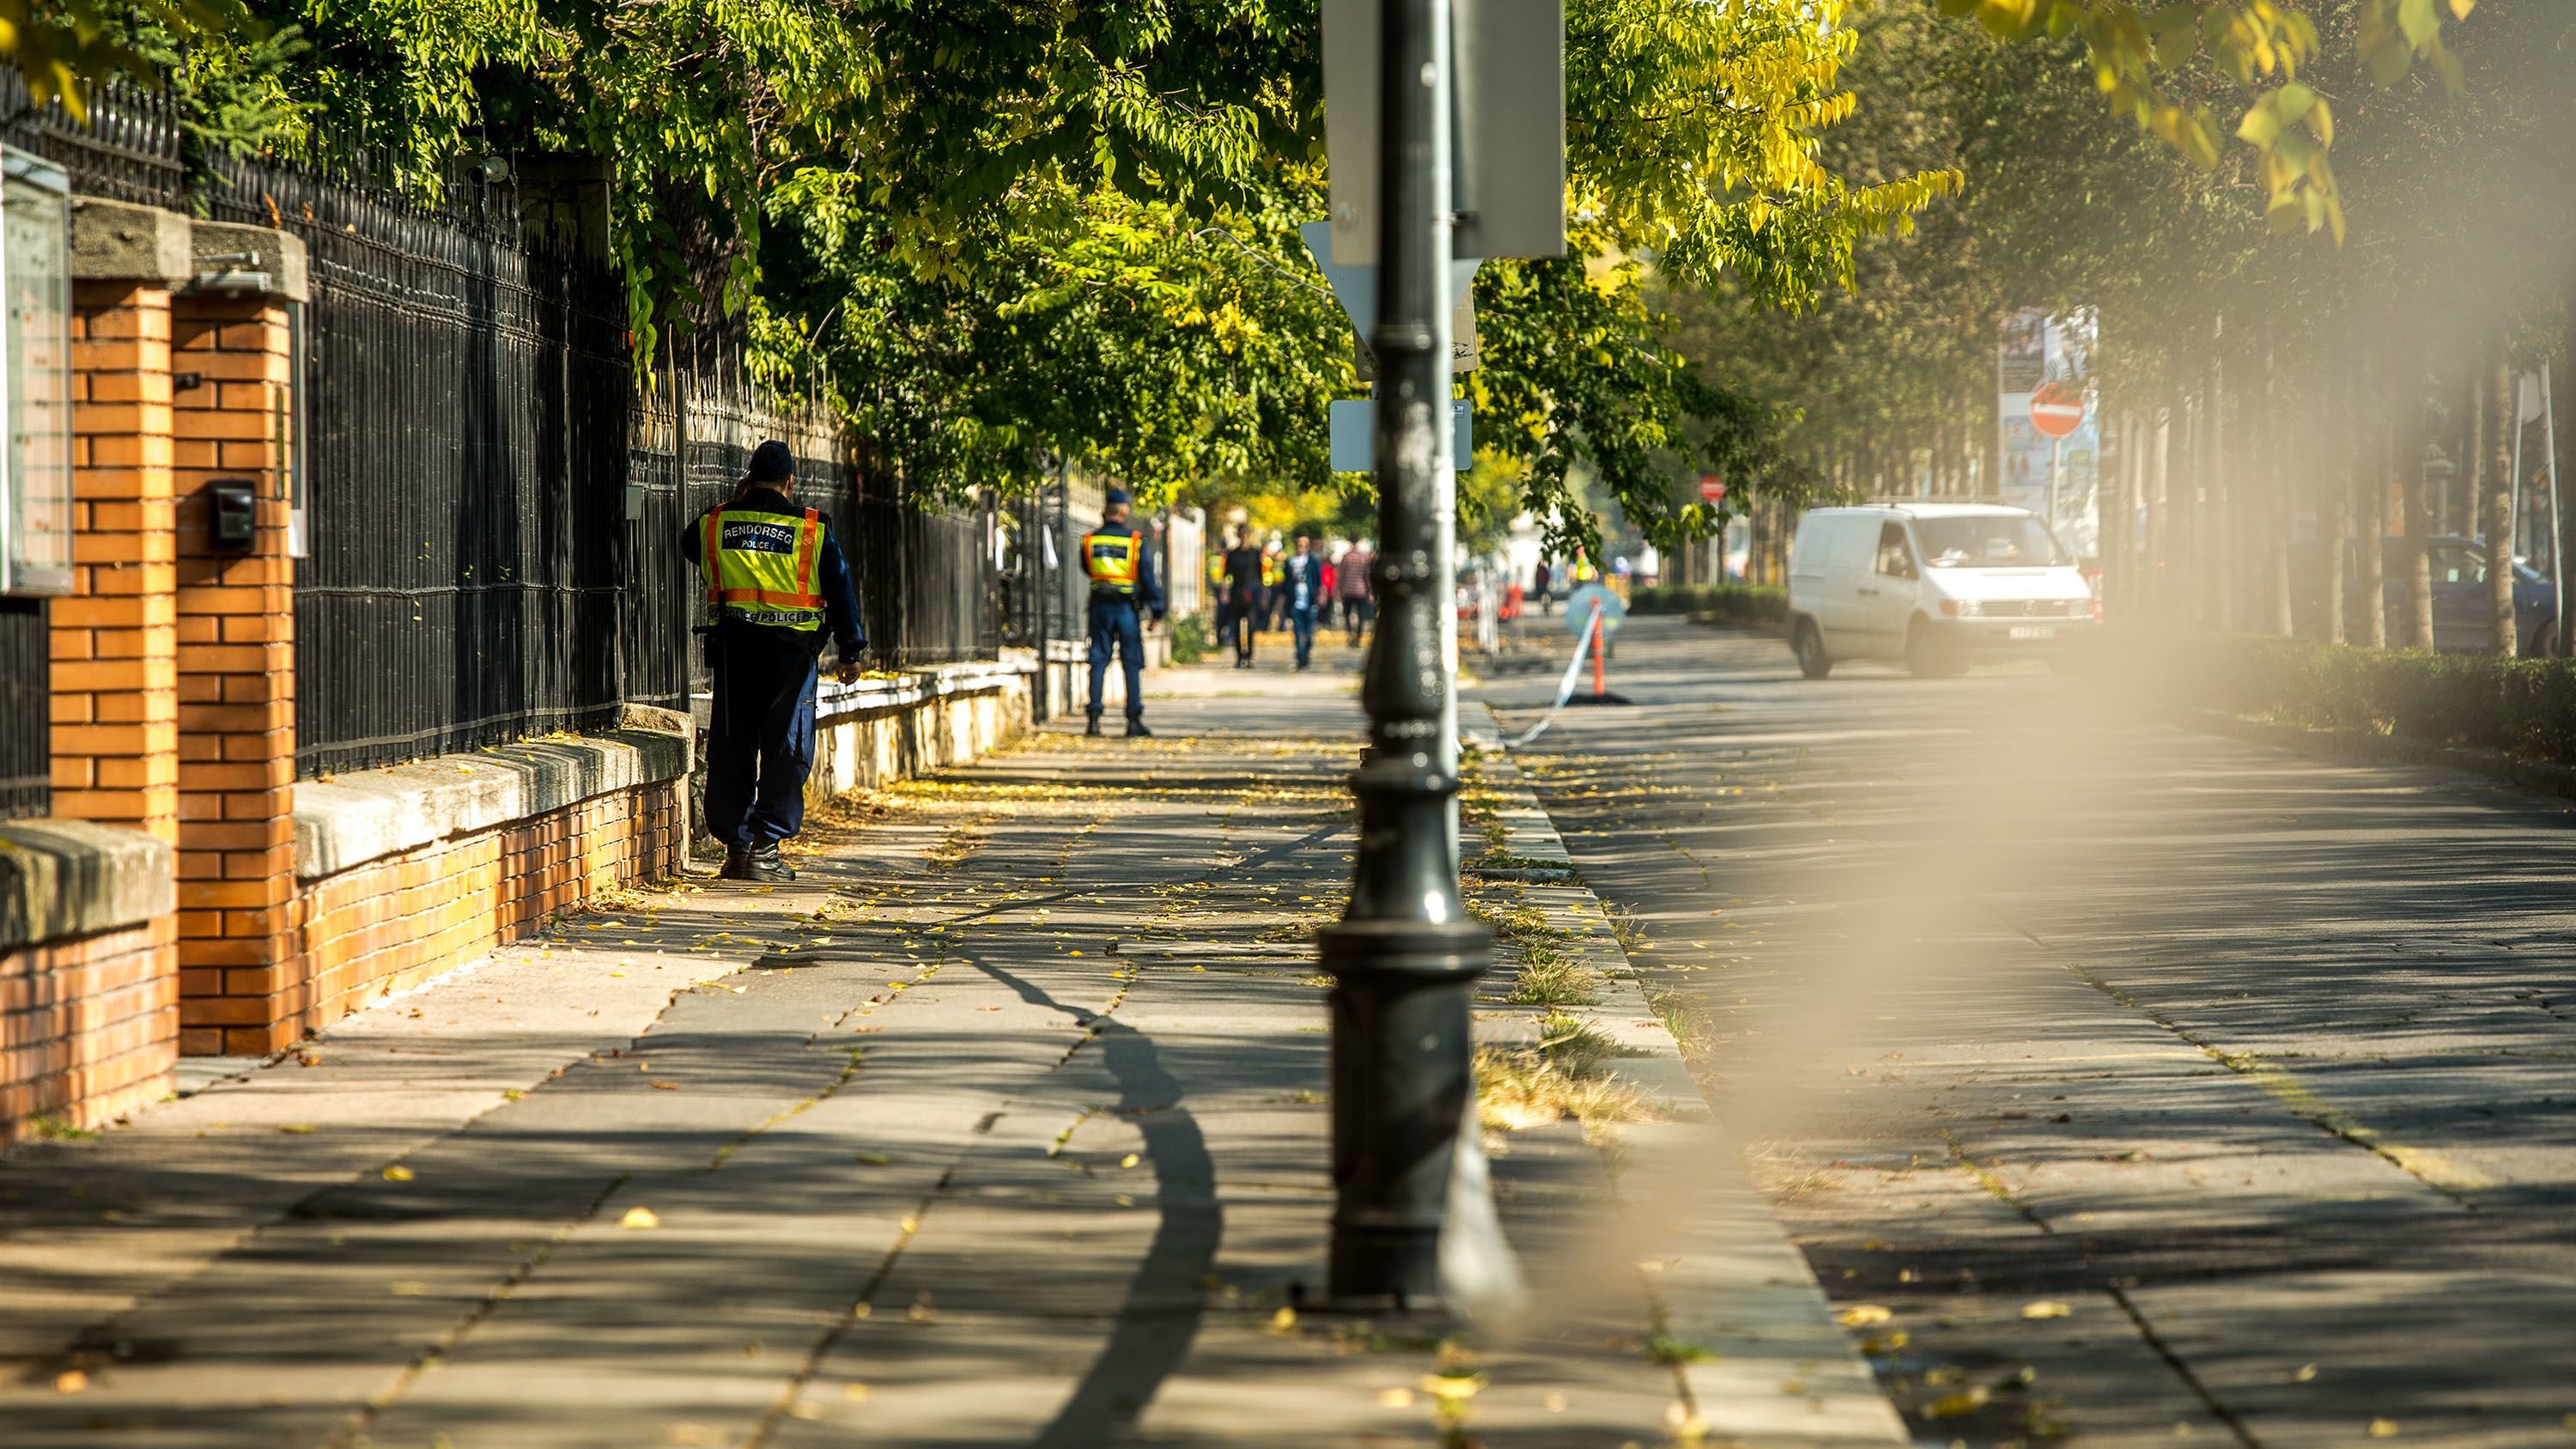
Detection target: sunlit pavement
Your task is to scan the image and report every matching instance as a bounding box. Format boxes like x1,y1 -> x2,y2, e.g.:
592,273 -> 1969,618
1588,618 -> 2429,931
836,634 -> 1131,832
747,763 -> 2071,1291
1482,614 -> 2576,1448
0,646 -> 1876,1448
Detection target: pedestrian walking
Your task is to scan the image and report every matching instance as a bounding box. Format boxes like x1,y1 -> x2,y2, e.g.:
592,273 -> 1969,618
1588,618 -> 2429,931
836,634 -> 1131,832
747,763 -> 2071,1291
1221,529 -> 1264,667
1338,536 -> 1376,645
690,440 -> 866,884
1316,551 -> 1339,633
1531,559 -> 1552,617
1082,487 -> 1163,736
1284,533 -> 1325,670
1259,539 -> 1285,631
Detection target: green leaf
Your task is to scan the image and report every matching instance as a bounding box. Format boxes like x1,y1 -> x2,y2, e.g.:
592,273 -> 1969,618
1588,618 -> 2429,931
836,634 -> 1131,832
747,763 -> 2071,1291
2235,99 -> 2281,147
2397,0 -> 2440,47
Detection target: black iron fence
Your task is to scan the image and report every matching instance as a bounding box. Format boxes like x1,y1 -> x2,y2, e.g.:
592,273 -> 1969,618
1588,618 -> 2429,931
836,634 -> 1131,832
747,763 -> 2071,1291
204,156 -> 635,776
0,600 -> 45,820
0,74 -> 185,210
3,115 -> 1006,788
848,482 -> 1003,669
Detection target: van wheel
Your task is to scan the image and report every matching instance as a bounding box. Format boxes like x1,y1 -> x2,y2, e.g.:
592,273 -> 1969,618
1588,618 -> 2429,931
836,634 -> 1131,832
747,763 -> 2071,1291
1792,619 -> 1832,679
1906,621 -> 1962,679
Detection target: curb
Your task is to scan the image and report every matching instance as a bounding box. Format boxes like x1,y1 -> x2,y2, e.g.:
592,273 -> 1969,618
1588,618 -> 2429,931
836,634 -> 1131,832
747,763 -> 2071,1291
1469,717 -> 1911,1446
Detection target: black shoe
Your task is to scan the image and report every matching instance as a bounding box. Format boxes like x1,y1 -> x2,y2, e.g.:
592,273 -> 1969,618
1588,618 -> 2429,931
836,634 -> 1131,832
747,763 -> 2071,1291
747,843 -> 796,882
1084,716 -> 1103,737
1125,720 -> 1153,738
720,847 -> 756,881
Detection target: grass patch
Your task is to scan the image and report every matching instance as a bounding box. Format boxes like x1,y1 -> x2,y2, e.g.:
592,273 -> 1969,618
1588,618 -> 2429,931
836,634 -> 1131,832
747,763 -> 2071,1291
1467,849 -> 1574,876
1743,1142 -> 1838,1200
1470,898 -> 1604,1007
1504,942 -> 1601,1007
1643,1334 -> 1718,1366
1477,1014 -> 1656,1140
25,1116 -> 99,1142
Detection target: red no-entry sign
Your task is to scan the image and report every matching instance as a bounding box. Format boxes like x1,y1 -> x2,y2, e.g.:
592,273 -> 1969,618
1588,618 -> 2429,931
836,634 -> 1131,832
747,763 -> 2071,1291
2030,381 -> 2086,440
1698,475 -> 1726,503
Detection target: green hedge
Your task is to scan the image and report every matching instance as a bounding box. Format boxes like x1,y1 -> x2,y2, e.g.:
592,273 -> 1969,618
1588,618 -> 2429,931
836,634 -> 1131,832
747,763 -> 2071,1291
2202,635 -> 2576,764
1626,583 -> 1787,625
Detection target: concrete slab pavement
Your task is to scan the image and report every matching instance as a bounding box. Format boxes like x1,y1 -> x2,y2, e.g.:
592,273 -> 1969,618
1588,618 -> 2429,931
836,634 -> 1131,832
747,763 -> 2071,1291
1,636 -> 1904,1447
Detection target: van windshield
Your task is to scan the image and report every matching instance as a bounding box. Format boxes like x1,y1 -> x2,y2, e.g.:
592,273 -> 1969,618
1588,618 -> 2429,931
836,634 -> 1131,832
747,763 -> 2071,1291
1916,515 -> 2069,569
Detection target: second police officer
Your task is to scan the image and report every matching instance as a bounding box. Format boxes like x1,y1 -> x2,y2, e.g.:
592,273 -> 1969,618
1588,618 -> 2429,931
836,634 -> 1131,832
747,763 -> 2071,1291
1081,487 -> 1163,737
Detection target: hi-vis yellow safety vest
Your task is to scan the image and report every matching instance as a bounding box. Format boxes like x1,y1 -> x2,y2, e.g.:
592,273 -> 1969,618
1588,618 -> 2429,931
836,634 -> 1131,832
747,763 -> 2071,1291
700,506 -> 826,630
1571,556 -> 1600,583
1083,528 -> 1140,597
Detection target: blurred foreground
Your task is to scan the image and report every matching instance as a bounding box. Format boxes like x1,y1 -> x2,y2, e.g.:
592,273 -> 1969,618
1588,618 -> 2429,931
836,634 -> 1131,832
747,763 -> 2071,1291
1498,615 -> 2576,1446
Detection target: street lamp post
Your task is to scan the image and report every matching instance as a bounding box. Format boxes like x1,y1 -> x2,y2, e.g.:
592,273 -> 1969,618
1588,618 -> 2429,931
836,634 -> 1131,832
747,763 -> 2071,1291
1316,0 -> 1492,1307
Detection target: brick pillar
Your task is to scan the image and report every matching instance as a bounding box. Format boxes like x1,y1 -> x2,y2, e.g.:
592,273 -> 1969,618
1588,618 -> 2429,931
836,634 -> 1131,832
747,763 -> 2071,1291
171,281 -> 301,1056
53,282 -> 180,843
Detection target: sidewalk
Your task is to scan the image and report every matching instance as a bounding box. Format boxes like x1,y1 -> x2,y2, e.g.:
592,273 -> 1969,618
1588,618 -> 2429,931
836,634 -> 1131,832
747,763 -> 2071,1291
0,639 -> 1898,1448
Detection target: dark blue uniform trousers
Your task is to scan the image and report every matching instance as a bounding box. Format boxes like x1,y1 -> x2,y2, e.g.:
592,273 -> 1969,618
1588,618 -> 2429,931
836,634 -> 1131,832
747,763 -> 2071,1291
706,620 -> 819,848
1086,598 -> 1145,721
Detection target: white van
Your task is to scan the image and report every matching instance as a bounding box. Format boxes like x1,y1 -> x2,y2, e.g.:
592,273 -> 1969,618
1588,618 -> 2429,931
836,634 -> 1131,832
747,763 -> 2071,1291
1784,503 -> 2095,678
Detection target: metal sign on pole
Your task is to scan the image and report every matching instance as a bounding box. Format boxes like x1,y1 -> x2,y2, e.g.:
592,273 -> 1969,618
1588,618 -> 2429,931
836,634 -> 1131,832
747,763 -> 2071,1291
1321,0 -> 1565,267
1300,221 -> 1482,374
1329,396 -> 1471,472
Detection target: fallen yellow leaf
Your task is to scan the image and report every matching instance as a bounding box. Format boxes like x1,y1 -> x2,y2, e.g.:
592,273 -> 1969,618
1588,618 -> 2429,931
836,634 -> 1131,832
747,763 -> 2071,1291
2369,1421 -> 2400,1439
381,1166 -> 415,1182
1268,1306 -> 1297,1334
54,1371 -> 88,1394
620,1207 -> 660,1230
1835,1304 -> 1893,1328
1120,1154 -> 1140,1169
279,1123 -> 319,1135
1376,1387 -> 1415,1409
2022,1300 -> 2073,1319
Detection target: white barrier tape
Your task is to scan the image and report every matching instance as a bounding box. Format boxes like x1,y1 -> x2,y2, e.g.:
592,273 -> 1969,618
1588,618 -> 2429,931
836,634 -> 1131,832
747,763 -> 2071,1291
1508,604 -> 1602,747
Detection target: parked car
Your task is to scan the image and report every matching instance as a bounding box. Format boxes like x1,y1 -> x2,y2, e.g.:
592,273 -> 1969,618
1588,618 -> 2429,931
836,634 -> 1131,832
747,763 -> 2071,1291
1785,503 -> 2097,678
2288,535 -> 2556,654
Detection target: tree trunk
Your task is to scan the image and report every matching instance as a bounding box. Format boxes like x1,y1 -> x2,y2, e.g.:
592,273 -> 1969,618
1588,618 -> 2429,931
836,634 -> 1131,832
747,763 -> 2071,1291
2268,332 -> 2294,636
2205,320 -> 2232,631
2556,292 -> 2576,655
2358,352 -> 2387,647
2487,344 -> 2518,654
2322,360 -> 2348,644
2400,374 -> 2435,648
2147,408 -> 2171,618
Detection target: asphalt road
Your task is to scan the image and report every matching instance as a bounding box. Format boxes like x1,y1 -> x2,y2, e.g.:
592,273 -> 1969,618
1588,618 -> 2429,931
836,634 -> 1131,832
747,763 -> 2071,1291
1483,613 -> 2576,1449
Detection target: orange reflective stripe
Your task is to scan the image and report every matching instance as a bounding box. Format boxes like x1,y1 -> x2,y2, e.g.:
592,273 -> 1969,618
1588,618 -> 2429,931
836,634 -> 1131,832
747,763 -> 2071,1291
793,508 -> 823,598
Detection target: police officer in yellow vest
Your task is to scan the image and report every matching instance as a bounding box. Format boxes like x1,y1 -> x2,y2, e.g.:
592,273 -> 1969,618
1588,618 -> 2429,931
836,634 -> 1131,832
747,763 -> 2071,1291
1081,487 -> 1163,737
690,441 -> 866,882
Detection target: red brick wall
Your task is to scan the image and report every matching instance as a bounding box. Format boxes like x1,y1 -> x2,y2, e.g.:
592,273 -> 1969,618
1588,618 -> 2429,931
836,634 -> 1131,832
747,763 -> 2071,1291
0,916 -> 178,1145
13,280 -> 189,1140
269,780 -> 685,1044
170,295 -> 300,1055
53,282 -> 179,842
